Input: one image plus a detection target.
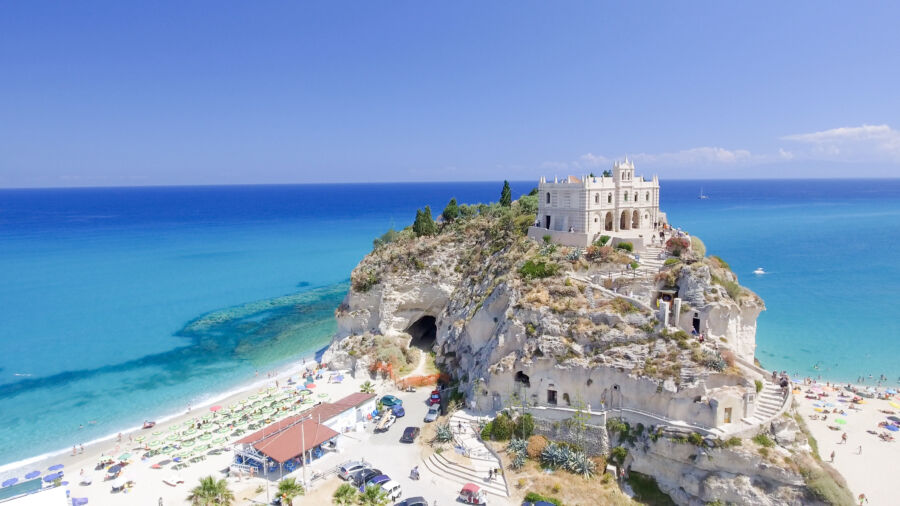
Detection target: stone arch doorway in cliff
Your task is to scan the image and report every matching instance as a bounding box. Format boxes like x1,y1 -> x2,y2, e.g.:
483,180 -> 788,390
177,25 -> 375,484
406,315 -> 437,351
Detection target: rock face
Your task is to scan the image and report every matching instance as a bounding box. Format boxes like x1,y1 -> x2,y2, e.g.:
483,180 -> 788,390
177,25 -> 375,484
323,207 -> 846,505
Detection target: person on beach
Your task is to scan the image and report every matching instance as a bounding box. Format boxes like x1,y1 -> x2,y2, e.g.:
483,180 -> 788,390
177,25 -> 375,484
841,432 -> 847,444
79,444 -> 84,454
829,450 -> 835,462
72,445 -> 76,456
117,432 -> 122,442
857,445 -> 862,455
858,493 -> 868,505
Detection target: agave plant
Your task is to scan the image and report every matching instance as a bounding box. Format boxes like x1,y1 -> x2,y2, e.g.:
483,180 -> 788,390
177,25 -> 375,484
540,442 -> 569,469
566,247 -> 584,261
511,453 -> 526,470
434,423 -> 453,444
565,451 -> 596,477
506,438 -> 527,456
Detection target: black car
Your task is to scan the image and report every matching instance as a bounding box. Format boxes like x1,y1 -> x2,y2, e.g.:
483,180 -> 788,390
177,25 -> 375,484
400,426 -> 420,443
395,497 -> 428,506
352,468 -> 382,487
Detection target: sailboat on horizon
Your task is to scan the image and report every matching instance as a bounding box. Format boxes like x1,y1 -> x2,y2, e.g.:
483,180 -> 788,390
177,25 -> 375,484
698,187 -> 710,200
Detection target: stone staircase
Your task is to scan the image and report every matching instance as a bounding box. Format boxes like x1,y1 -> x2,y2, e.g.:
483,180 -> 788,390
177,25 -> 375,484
742,381 -> 786,425
636,244 -> 666,275
419,411 -> 509,498
423,451 -> 509,499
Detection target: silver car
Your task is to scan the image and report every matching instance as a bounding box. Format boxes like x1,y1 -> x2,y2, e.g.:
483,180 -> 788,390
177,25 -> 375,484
338,460 -> 368,481
424,404 -> 440,423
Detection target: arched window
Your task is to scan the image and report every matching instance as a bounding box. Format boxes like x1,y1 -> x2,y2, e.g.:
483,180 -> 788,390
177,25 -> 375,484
624,192 -> 629,201
546,192 -> 551,204
607,193 -> 612,204
594,193 -> 599,204
646,192 -> 650,202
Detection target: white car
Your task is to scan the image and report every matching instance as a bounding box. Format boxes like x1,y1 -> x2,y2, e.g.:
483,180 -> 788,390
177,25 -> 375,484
380,480 -> 402,502
424,405 -> 440,423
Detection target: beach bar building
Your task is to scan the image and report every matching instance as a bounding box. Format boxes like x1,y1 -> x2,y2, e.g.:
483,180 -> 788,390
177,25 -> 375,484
232,393 -> 375,474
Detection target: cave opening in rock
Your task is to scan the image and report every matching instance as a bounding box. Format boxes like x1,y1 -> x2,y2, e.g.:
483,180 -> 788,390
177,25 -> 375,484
406,315 -> 437,351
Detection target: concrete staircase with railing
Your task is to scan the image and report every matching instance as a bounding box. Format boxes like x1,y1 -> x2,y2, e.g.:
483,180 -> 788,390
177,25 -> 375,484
742,381 -> 787,425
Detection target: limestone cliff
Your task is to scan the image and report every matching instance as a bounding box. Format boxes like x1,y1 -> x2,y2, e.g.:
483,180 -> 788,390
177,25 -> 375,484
322,199 -> 850,505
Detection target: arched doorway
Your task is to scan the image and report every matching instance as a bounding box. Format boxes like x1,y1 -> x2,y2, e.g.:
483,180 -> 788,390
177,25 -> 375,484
405,316 -> 437,351
632,210 -> 640,229
604,212 -> 613,231
620,210 -> 629,230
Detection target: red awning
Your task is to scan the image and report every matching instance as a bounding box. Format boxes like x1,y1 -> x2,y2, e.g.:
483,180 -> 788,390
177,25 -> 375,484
237,418 -> 338,463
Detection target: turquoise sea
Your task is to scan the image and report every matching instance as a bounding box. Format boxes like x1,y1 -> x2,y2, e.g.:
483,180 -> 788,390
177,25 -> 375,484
0,179 -> 898,470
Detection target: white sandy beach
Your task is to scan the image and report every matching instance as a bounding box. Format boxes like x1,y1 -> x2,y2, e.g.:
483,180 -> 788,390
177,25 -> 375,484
793,381 -> 900,506
0,356 -> 376,505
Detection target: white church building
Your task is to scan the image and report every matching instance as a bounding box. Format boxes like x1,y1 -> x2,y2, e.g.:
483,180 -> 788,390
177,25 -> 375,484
527,158 -> 666,248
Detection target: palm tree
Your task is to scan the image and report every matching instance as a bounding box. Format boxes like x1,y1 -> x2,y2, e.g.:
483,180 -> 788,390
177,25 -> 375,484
358,484 -> 389,506
187,476 -> 234,505
360,381 -> 375,394
332,482 -> 358,505
277,477 -> 305,506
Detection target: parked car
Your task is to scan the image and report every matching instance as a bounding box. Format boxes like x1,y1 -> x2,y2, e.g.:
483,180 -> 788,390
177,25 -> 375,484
338,460 -> 368,481
423,404 -> 440,423
400,426 -> 420,443
392,404 -> 405,417
380,480 -> 402,502
459,483 -> 487,504
360,474 -> 390,492
428,389 -> 441,406
381,395 -> 402,407
395,497 -> 428,506
375,412 -> 396,432
351,468 -> 381,487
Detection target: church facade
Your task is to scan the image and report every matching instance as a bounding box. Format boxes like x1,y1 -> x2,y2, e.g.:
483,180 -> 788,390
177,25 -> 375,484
527,158 -> 664,247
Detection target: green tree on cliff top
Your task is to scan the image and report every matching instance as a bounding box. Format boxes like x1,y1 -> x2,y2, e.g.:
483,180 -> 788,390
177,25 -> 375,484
500,180 -> 512,207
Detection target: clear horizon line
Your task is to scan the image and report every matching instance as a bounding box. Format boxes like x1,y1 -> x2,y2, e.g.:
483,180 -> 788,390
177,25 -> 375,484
3,175 -> 900,191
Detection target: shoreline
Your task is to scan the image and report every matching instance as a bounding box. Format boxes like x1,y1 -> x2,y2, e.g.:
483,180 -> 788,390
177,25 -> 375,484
0,347 -> 328,478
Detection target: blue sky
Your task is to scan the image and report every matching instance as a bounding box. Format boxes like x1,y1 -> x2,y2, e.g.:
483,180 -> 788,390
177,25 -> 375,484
1,1 -> 899,187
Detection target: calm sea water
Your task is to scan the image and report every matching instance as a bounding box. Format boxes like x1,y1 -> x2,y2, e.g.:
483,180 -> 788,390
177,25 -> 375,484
0,179 -> 898,469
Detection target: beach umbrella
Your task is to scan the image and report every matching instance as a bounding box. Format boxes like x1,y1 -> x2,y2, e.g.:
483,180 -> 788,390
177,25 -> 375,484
887,389 -> 897,394
213,437 -> 226,445
117,453 -> 131,461
2,478 -> 18,487
43,473 -> 60,483
305,383 -> 316,389
48,464 -> 64,471
107,465 -> 122,474
886,425 -> 899,432
72,498 -> 88,505
135,435 -> 145,443
24,471 -> 40,480
888,416 -> 900,423
891,402 -> 900,409
166,433 -> 179,441
835,418 -> 847,425
149,440 -> 162,447
318,393 -> 328,399
182,440 -> 195,447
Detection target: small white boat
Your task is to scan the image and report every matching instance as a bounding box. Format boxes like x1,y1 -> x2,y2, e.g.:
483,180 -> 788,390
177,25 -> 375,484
753,267 -> 766,275
698,188 -> 709,200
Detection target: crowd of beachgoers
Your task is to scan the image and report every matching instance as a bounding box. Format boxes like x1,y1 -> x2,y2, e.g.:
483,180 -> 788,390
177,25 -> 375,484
793,377 -> 900,506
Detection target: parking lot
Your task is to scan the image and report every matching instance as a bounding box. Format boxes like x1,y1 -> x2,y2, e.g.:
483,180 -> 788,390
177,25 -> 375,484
296,387 -> 468,505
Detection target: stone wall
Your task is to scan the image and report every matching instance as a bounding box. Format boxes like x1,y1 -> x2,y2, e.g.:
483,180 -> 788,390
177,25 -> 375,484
532,417 -> 610,457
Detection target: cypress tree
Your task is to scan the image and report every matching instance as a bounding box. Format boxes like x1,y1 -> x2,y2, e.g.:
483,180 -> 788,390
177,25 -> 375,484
500,180 -> 512,207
